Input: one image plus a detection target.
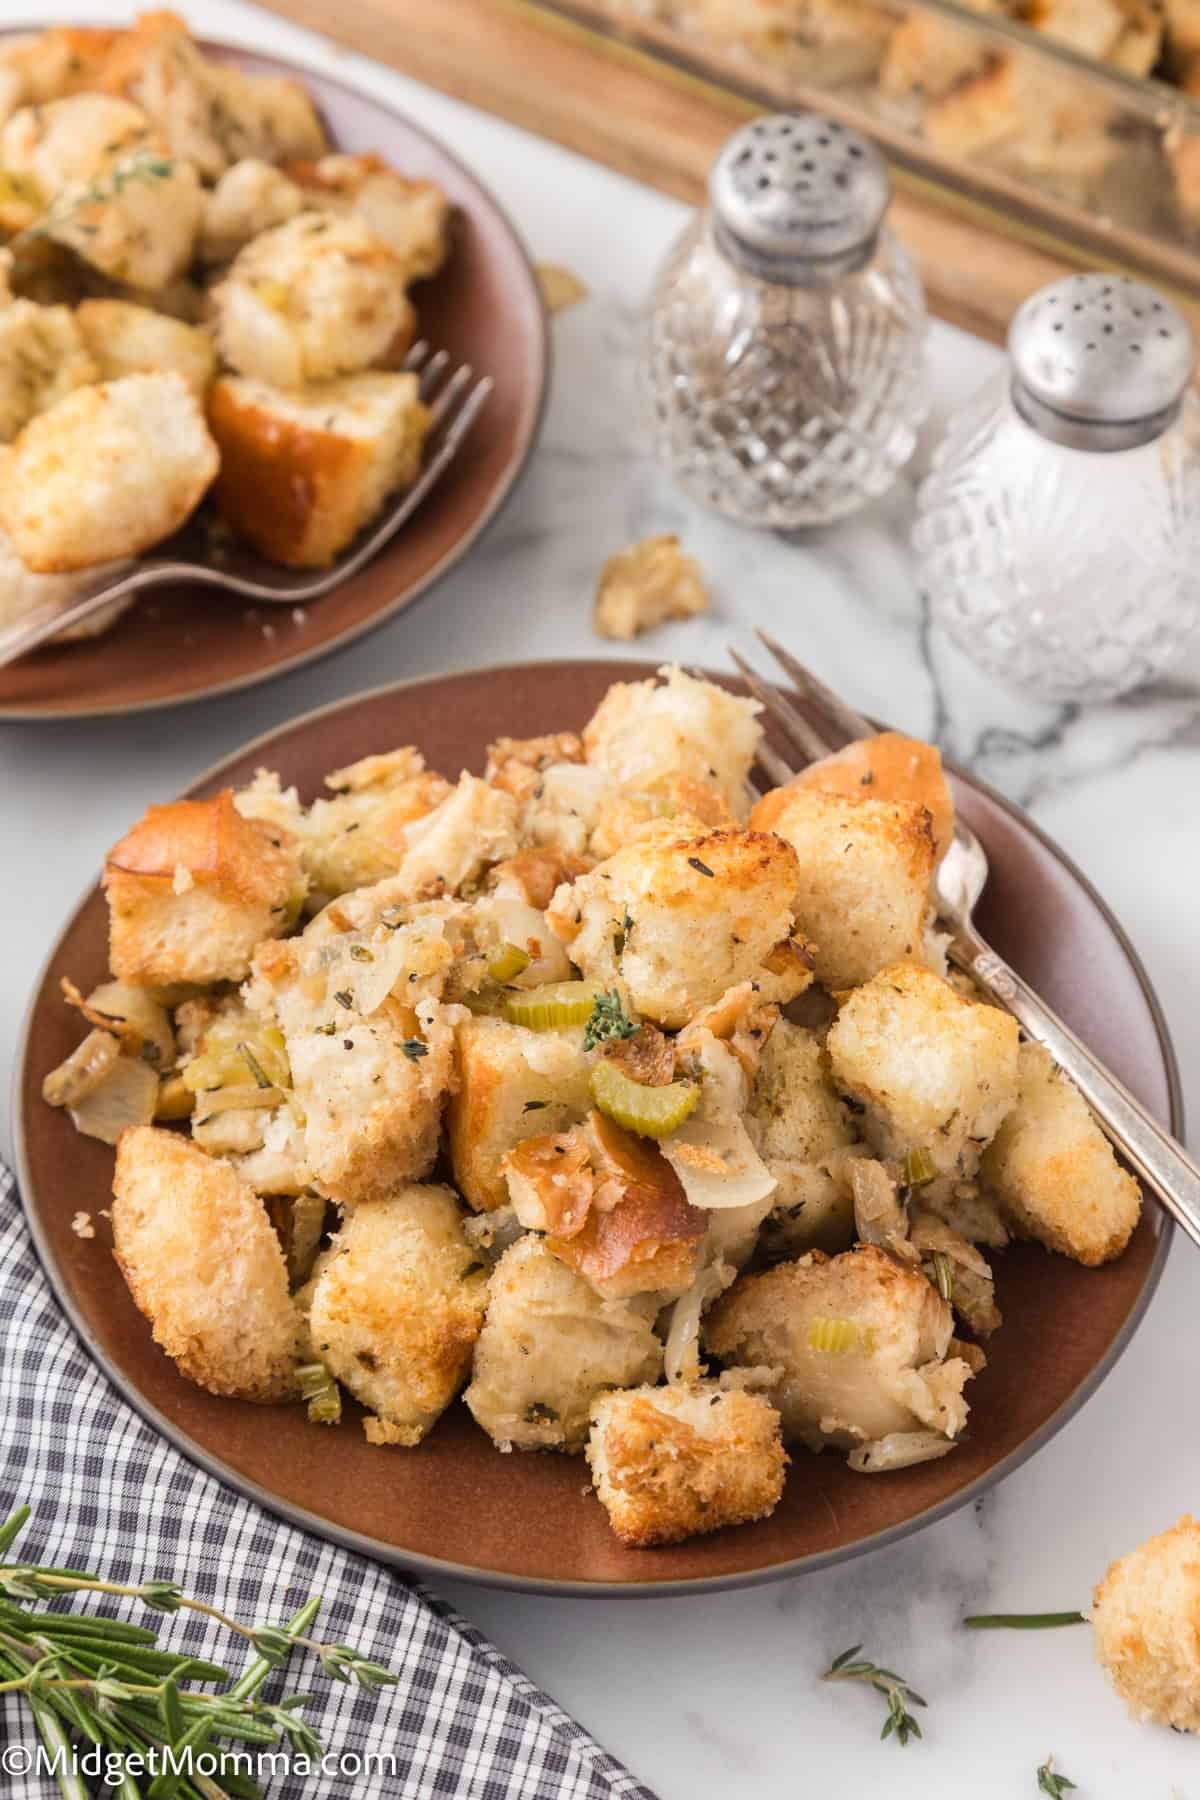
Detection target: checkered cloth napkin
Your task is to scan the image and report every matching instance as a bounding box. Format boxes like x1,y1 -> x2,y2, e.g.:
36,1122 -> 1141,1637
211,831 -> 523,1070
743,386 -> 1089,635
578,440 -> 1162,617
0,1165 -> 657,1799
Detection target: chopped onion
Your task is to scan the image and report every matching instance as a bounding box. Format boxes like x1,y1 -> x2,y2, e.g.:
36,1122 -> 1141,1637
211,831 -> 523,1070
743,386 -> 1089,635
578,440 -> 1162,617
63,978 -> 174,1068
42,1029 -> 120,1109
336,931 -> 415,1017
67,1055 -> 158,1145
661,1115 -> 777,1210
848,1430 -> 957,1473
664,1260 -> 730,1386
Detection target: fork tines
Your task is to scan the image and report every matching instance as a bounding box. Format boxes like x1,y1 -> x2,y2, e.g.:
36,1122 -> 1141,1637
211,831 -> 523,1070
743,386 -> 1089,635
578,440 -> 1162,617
731,632 -> 878,790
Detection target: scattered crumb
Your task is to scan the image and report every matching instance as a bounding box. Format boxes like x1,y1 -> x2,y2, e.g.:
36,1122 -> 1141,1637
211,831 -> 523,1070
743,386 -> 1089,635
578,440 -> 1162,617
292,607 -> 307,626
262,622 -> 276,640
99,1209 -> 111,1220
536,263 -> 588,315
172,863 -> 195,895
593,533 -> 710,641
71,1211 -> 95,1240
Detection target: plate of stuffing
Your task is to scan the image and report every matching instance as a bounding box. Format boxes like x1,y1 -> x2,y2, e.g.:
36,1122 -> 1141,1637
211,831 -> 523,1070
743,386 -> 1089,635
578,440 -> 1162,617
15,658 -> 1178,1593
0,16 -> 547,720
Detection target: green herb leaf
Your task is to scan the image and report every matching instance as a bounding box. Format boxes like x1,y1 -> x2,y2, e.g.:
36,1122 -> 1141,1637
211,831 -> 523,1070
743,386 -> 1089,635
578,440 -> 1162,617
582,989 -> 637,1053
1037,1757 -> 1077,1797
402,1039 -> 428,1060
822,1645 -> 926,1749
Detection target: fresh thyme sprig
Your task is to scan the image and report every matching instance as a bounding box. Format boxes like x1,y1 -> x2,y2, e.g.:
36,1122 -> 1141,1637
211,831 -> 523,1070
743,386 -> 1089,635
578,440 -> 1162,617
18,152 -> 176,247
1037,1755 -> 1078,1796
582,989 -> 637,1053
0,1504 -> 397,1799
821,1644 -> 927,1746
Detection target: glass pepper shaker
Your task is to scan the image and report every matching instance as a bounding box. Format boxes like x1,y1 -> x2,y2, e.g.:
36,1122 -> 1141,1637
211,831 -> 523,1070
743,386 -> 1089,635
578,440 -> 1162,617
914,272 -> 1200,703
643,112 -> 928,529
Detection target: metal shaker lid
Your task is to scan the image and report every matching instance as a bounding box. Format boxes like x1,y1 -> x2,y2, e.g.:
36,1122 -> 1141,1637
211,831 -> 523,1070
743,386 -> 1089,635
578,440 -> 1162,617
1009,273 -> 1195,450
709,112 -> 890,282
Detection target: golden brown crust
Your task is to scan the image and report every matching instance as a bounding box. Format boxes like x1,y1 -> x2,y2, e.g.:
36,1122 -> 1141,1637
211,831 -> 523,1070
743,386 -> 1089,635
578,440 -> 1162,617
106,788 -> 296,903
774,731 -> 956,862
1092,1515 -> 1200,1731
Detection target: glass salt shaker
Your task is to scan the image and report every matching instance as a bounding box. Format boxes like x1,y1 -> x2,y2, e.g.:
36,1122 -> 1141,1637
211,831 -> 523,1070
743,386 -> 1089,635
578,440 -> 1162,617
914,272 -> 1200,703
643,112 -> 928,529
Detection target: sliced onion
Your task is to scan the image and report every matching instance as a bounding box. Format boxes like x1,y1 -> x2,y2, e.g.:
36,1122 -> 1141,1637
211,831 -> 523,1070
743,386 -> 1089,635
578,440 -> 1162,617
191,1083 -> 285,1117
847,1430 -> 958,1473
662,1115 -> 777,1210
664,1260 -> 730,1386
63,978 -> 174,1068
68,1056 -> 158,1145
43,1029 -> 120,1109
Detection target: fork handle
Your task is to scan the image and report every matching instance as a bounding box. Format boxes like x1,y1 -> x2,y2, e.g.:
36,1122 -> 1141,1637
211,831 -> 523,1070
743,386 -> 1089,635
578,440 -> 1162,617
949,922 -> 1200,1252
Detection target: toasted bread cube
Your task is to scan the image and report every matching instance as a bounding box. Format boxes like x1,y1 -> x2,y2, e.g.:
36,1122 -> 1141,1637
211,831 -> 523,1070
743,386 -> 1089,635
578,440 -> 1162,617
706,1244 -> 975,1454
448,1014 -> 594,1211
75,300 -> 216,397
200,157 -> 304,264
207,370 -> 427,568
747,1020 -> 862,1253
592,533 -> 711,641
0,525 -> 131,642
784,729 -> 956,862
49,151 -> 202,291
286,153 -> 451,284
925,58 -> 1022,156
0,301 -> 97,443
464,1236 -> 663,1452
981,1041 -> 1140,1264
288,996 -> 458,1207
751,786 -> 935,990
583,666 -> 763,819
2,26 -> 122,105
1092,1516 -> 1200,1732
587,1382 -> 786,1546
827,962 -> 1019,1176
214,213 -> 411,390
104,788 -> 302,987
547,822 -> 808,1029
112,1127 -> 298,1401
309,1185 -> 488,1445
0,372 -> 218,573
880,9 -> 994,98
1,93 -> 151,197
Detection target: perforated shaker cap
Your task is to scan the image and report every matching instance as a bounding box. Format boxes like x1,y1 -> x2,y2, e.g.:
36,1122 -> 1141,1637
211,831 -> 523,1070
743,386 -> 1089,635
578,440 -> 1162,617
1009,273 -> 1195,450
709,112 -> 891,282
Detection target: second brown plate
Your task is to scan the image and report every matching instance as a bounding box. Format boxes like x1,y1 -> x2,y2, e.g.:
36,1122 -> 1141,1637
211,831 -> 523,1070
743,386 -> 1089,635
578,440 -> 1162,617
15,661 -> 1177,1593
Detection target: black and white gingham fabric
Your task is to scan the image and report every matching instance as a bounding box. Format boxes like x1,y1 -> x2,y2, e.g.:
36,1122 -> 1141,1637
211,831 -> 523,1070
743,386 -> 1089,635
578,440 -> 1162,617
0,1166 -> 658,1799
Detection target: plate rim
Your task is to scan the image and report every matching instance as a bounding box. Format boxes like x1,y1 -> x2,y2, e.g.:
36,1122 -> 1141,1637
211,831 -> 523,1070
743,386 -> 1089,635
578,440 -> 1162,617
12,659 -> 1181,1596
0,29 -> 550,723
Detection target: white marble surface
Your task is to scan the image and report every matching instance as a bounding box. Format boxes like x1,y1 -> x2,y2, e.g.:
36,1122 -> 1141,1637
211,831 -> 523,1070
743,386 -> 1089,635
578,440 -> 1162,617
1,3 -> 1199,1794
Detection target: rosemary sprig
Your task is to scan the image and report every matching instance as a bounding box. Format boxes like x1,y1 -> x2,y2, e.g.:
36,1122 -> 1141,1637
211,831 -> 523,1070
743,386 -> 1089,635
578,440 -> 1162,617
0,1504 -> 397,1799
821,1644 -> 927,1746
964,1612 -> 1086,1630
1037,1755 -> 1078,1796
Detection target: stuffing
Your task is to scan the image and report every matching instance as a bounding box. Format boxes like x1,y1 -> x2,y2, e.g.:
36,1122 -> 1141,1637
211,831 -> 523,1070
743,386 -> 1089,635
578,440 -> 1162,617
0,373 -> 218,573
309,1185 -> 488,1445
981,1040 -> 1141,1265
207,370 -> 428,569
750,786 -> 936,990
372,773 -> 519,904
112,1127 -> 298,1401
582,666 -> 763,819
746,1020 -> 863,1254
587,1382 -> 786,1546
286,153 -> 451,283
200,158 -> 304,265
908,1207 -> 1001,1337
592,533 -> 710,641
826,962 -> 1020,1177
103,788 -> 302,987
43,150 -> 203,292
75,300 -> 216,397
0,302 -> 97,443
486,732 -> 585,805
705,1243 -> 975,1455
213,214 -> 412,390
1,93 -> 152,198
448,1014 -> 594,1211
547,822 -> 809,1028
485,844 -> 590,914
1,26 -> 122,106
589,775 -> 733,863
287,995 -> 459,1206
783,729 -> 956,861
1092,1516 -> 1200,1732
520,761 -> 613,861
464,1235 -> 663,1452
227,1107 -> 311,1199
880,7 -> 997,99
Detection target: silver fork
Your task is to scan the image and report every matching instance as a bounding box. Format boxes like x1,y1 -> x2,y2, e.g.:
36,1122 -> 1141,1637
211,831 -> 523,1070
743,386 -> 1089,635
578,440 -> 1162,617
0,342 -> 494,669
733,629 -> 1200,1252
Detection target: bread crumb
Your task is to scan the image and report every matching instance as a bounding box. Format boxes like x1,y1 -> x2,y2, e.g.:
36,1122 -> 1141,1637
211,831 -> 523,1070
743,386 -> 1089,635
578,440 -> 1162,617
593,534 -> 710,641
172,863 -> 194,895
71,1211 -> 95,1239
537,264 -> 588,314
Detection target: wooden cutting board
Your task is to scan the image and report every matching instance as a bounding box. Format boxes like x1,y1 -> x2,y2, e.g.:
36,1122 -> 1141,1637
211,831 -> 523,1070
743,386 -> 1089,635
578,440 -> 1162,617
259,0 -> 1188,342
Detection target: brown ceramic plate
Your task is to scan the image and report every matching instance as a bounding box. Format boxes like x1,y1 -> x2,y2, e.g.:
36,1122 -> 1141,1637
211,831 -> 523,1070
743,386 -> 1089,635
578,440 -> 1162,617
0,42 -> 547,721
15,661 -> 1178,1594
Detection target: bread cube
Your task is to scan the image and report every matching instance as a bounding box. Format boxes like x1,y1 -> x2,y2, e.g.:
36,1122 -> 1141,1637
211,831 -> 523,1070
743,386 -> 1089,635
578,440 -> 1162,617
547,822 -> 808,1028
582,665 -> 763,820
1092,1516 -> 1200,1733
750,786 -> 935,990
1,93 -> 151,197
0,526 -> 131,642
592,533 -> 710,641
200,157 -> 304,264
880,9 -> 994,99
0,373 -> 218,572
981,1041 -> 1140,1264
309,1185 -> 488,1446
112,1127 -> 298,1402
706,1244 -> 975,1454
747,1020 -> 862,1253
287,153 -> 451,284
0,301 -> 97,444
826,962 -> 1020,1176
464,1236 -> 663,1452
207,370 -> 427,568
782,729 -> 956,862
587,1382 -> 786,1546
214,213 -> 412,389
75,300 -> 216,397
288,995 -> 458,1207
104,788 -> 302,987
448,1014 -> 594,1211
48,151 -> 203,291
2,26 -> 122,106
